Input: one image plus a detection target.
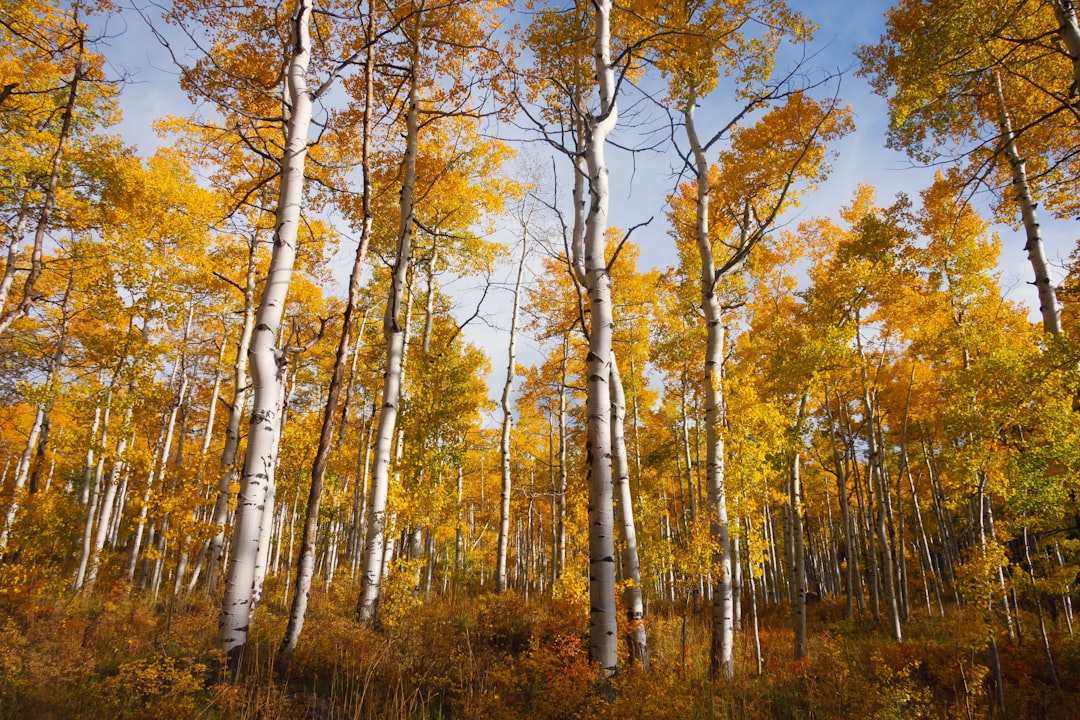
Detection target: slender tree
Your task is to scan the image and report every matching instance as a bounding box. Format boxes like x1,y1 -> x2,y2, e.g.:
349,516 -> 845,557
218,0 -> 315,671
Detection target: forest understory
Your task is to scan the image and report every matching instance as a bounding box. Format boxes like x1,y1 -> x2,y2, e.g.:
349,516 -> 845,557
2,574 -> 1078,720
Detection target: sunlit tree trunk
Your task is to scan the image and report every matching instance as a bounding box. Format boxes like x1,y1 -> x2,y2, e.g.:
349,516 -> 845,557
75,395 -> 108,588
0,30 -> 83,337
201,231 -> 259,592
496,226 -> 527,593
684,98 -> 736,679
556,339 -> 568,580
218,0 -> 314,671
356,20 -> 420,625
859,383 -> 902,641
790,451 -> 807,660
277,5 -> 376,665
128,308 -> 192,582
991,71 -> 1061,335
1049,0 -> 1080,98
611,351 -> 648,670
84,408 -> 134,590
576,0 -> 619,677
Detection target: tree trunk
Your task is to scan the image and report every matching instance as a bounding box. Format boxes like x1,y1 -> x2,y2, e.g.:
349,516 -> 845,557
992,70 -> 1061,335
495,227 -> 527,593
611,351 -> 648,670
356,19 -> 420,625
0,31 -> 83,337
204,232 -> 259,592
276,4 -> 375,667
790,452 -> 807,661
1024,527 -> 1060,689
217,0 -> 314,672
556,339 -> 568,580
579,0 -> 619,678
685,99 -> 735,679
1050,0 -> 1080,99
128,326 -> 190,583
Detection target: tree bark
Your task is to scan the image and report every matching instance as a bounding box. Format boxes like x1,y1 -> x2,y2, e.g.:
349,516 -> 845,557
276,3 -> 376,668
495,226 -> 527,593
217,0 -> 314,672
790,451 -> 807,661
579,0 -> 619,677
685,98 -> 735,680
1049,0 -> 1080,99
204,232 -> 259,592
611,351 -> 648,670
992,70 -> 1061,335
356,18 -> 420,625
0,30 -> 83,337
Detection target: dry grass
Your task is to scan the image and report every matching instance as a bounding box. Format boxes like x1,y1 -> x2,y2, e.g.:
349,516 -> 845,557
1,578 -> 1078,719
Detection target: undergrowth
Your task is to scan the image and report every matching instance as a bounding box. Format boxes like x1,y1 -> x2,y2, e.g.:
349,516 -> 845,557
1,579 -> 1077,719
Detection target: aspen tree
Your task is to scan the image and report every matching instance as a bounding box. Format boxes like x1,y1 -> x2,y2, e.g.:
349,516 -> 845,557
610,350 -> 648,668
573,0 -> 621,675
860,0 -> 1079,335
217,0 -> 314,671
355,0 -> 512,625
276,2 -> 377,671
0,2 -> 87,338
496,217 -> 528,593
355,16 -> 420,623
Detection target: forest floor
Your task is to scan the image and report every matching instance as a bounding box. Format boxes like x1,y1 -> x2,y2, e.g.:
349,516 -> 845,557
2,575 -> 1079,719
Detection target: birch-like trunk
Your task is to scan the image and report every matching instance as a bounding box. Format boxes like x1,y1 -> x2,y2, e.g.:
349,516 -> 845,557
684,99 -> 735,680
204,233 -> 259,592
1024,527 -> 1061,689
790,451 -> 807,660
578,0 -> 619,677
75,397 -> 107,588
83,416 -> 133,590
495,228 -> 527,593
277,6 -> 376,665
128,322 -> 190,583
217,0 -> 314,671
992,71 -> 1061,335
556,339 -> 568,579
1050,0 -> 1080,98
856,320 -> 903,641
824,390 -> 859,618
610,351 -> 648,670
355,25 -> 420,625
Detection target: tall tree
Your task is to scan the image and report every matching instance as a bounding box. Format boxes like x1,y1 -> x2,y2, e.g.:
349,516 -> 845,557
217,0 -> 316,672
859,0 -> 1080,335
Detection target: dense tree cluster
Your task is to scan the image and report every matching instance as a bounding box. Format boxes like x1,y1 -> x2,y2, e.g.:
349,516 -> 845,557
3,0 -> 1080,714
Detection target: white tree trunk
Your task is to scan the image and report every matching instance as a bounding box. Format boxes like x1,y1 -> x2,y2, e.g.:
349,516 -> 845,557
580,0 -> 619,677
992,71 -> 1061,335
0,403 -> 44,552
127,368 -> 188,582
356,27 -> 421,625
84,424 -> 132,590
277,6 -> 376,664
1050,0 -> 1080,98
684,100 -> 735,680
496,229 -> 527,592
0,34 -> 82,337
205,233 -> 259,591
217,0 -> 314,670
610,351 -> 648,670
791,452 -> 807,660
